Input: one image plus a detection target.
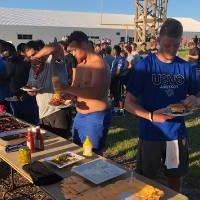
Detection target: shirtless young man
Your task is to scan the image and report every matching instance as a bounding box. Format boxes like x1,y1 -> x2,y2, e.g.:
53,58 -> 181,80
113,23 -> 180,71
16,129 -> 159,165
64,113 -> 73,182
32,31 -> 112,151
66,31 -> 112,151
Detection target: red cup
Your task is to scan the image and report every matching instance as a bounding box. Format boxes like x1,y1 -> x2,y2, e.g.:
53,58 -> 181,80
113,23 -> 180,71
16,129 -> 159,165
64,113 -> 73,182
0,104 -> 6,113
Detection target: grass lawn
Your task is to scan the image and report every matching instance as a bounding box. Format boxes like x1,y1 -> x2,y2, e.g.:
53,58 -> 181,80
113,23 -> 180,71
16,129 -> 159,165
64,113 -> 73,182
178,49 -> 189,60
105,112 -> 200,199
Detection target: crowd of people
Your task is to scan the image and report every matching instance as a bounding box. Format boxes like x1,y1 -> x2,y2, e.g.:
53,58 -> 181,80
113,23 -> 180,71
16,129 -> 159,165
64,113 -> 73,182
0,18 -> 200,193
188,39 -> 200,69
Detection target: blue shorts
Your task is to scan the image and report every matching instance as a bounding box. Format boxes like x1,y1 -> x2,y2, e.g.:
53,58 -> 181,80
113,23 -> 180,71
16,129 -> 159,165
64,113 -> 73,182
72,109 -> 112,150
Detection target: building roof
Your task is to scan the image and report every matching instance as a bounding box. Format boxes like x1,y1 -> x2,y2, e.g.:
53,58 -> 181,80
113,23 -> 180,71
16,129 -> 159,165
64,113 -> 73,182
0,7 -> 200,32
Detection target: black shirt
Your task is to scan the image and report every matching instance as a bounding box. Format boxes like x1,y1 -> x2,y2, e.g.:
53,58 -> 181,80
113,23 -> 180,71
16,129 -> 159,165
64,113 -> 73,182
64,53 -> 77,85
6,56 -> 31,95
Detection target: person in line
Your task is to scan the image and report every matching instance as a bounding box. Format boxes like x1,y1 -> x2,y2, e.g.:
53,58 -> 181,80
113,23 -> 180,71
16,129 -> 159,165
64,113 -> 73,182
131,43 -> 138,57
30,31 -> 112,152
24,40 -> 72,138
103,46 -> 114,69
125,45 -> 134,69
148,36 -> 158,54
0,40 -> 10,112
138,42 -> 149,58
125,18 -> 199,192
188,41 -> 200,69
60,40 -> 77,86
111,45 -> 128,114
5,42 -> 39,124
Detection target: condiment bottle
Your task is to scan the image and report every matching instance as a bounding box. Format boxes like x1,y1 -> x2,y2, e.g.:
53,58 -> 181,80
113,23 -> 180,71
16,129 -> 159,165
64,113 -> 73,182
35,126 -> 44,151
27,128 -> 35,153
83,136 -> 93,157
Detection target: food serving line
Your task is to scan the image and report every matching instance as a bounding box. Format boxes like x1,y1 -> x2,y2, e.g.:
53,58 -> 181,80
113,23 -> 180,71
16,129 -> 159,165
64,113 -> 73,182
0,113 -> 188,200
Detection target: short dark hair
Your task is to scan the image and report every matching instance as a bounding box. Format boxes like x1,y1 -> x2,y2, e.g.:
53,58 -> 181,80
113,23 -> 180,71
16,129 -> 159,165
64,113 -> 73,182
132,43 -> 137,48
17,43 -> 27,53
68,31 -> 88,46
105,46 -> 112,54
58,40 -> 69,51
125,45 -> 132,53
88,40 -> 94,51
88,40 -> 94,47
113,45 -> 121,55
26,40 -> 45,51
2,42 -> 17,59
141,42 -> 147,46
58,40 -> 68,47
159,18 -> 183,38
35,40 -> 45,50
0,39 -> 7,54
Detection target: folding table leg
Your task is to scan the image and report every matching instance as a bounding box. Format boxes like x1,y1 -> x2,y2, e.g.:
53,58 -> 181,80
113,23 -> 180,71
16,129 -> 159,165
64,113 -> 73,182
10,167 -> 15,190
2,167 -> 16,199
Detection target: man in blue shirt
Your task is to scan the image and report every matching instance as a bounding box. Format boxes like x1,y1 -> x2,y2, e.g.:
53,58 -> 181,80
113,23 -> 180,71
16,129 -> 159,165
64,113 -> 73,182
125,19 -> 199,192
110,45 -> 128,109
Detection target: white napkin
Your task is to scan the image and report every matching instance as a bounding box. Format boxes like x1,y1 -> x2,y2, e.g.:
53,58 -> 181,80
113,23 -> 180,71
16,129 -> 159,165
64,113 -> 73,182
165,140 -> 180,169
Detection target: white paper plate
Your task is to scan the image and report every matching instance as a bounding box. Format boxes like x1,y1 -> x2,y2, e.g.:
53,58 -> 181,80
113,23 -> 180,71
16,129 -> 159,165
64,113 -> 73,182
20,86 -> 40,92
48,100 -> 72,109
162,108 -> 193,117
45,151 -> 85,168
72,159 -> 127,184
5,96 -> 18,102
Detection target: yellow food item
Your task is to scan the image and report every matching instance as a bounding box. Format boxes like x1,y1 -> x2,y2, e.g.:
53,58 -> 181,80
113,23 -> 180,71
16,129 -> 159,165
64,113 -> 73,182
135,185 -> 164,200
18,147 -> 31,164
170,103 -> 186,114
52,92 -> 61,100
83,136 -> 93,157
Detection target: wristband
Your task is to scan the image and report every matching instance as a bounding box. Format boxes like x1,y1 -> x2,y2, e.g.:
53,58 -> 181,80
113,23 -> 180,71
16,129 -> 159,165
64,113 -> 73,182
148,112 -> 153,122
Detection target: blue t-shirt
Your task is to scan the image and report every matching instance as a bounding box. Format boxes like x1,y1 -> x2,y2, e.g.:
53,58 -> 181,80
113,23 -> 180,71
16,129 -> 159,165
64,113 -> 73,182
0,59 -> 9,101
111,56 -> 128,76
127,53 -> 199,141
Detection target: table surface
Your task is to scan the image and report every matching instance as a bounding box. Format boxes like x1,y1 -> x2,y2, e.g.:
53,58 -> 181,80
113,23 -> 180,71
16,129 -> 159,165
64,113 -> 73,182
0,131 -> 189,200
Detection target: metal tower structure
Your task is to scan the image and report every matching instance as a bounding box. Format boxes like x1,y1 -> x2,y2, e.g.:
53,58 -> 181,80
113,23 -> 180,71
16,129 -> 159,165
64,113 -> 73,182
134,0 -> 168,43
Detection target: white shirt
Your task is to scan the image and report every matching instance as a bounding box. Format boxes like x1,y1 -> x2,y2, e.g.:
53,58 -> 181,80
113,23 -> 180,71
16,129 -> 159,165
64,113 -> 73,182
27,55 -> 68,119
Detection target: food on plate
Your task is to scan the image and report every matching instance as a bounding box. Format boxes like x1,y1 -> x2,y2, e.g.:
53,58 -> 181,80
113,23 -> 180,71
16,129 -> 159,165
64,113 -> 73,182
49,93 -> 71,106
169,103 -> 186,114
24,85 -> 37,89
135,185 -> 164,200
49,96 -> 64,106
51,154 -> 77,165
0,115 -> 29,132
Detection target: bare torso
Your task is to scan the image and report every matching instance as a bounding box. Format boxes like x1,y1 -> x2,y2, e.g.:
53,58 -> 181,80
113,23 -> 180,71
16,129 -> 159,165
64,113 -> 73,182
72,54 -> 110,114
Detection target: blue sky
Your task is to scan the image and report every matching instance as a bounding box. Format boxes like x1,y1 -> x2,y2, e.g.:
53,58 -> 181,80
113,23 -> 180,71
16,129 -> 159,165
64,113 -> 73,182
0,0 -> 199,20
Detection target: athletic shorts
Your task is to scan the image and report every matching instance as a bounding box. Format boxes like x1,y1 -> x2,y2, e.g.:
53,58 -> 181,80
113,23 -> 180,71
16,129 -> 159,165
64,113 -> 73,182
72,109 -> 112,151
136,137 -> 189,178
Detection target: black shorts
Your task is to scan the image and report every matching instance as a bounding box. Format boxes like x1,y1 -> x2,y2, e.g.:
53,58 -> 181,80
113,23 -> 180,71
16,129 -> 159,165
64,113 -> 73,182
40,109 -> 72,139
136,137 -> 189,179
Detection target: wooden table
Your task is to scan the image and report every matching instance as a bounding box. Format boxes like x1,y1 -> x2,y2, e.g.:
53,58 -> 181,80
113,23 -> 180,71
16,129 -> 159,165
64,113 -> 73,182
0,131 -> 188,200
